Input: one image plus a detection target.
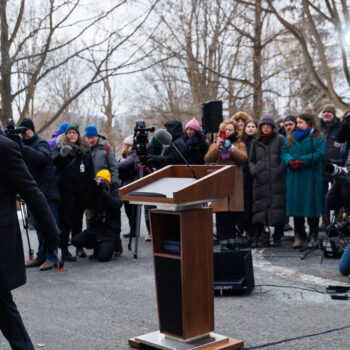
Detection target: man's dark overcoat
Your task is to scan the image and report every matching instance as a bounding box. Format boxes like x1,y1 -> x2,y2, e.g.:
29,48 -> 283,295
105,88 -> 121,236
0,136 -> 59,293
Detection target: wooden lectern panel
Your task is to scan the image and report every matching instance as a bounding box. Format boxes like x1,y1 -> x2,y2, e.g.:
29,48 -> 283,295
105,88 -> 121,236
150,208 -> 214,340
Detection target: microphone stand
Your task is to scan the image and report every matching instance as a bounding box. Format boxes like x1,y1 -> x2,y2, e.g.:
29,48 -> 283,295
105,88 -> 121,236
171,142 -> 197,179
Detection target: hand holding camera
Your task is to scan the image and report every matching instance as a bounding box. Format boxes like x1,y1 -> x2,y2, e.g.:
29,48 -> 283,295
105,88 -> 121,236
7,133 -> 24,148
60,145 -> 72,157
95,177 -> 106,190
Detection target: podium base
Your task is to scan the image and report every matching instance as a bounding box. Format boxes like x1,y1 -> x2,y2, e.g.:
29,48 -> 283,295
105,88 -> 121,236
128,331 -> 244,349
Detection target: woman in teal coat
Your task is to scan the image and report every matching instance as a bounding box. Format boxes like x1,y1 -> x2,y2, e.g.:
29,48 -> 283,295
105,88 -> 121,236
281,112 -> 326,248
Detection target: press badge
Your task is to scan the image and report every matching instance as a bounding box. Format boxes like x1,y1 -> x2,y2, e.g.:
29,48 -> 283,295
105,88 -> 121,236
80,163 -> 85,173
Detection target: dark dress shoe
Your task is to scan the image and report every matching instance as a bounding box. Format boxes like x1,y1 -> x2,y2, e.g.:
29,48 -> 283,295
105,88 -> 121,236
123,232 -> 136,238
77,247 -> 87,258
61,250 -> 77,262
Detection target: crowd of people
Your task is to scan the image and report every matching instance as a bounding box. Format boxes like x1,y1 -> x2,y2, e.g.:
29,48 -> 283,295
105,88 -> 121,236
1,104 -> 350,275
1,119 -> 123,271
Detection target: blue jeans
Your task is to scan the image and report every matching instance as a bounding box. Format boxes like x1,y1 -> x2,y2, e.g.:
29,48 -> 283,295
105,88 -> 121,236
72,228 -> 116,262
31,201 -> 58,263
339,246 -> 350,276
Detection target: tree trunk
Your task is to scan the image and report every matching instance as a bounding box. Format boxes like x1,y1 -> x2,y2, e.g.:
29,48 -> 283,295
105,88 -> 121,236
0,0 -> 13,127
252,0 -> 263,121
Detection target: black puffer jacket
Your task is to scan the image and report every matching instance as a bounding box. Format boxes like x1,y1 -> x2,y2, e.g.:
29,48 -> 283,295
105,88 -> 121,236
248,132 -> 286,225
320,118 -> 348,181
52,136 -> 95,193
86,182 -> 123,242
149,120 -> 188,167
22,133 -> 60,202
183,131 -> 208,164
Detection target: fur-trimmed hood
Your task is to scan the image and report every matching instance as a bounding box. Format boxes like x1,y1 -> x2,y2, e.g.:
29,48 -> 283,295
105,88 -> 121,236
60,134 -> 90,155
230,111 -> 252,124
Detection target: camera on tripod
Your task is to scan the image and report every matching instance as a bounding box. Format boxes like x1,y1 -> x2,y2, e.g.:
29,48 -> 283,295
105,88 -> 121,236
325,163 -> 348,177
4,119 -> 26,136
133,119 -> 155,165
325,219 -> 350,238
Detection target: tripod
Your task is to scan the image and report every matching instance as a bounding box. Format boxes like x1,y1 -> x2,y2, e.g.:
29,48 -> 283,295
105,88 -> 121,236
127,161 -> 153,261
17,197 -> 34,261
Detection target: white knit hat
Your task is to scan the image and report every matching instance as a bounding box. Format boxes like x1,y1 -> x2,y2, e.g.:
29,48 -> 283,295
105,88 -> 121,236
123,135 -> 134,145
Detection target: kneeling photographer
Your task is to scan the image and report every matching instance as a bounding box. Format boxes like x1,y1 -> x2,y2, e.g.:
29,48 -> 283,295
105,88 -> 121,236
72,170 -> 123,262
325,163 -> 350,276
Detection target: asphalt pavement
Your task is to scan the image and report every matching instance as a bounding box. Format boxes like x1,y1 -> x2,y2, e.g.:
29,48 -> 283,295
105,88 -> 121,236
1,211 -> 350,350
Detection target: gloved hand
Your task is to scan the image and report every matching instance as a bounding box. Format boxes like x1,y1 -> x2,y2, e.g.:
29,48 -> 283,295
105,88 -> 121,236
60,145 -> 72,157
294,159 -> 304,170
289,159 -> 303,170
7,133 -> 24,148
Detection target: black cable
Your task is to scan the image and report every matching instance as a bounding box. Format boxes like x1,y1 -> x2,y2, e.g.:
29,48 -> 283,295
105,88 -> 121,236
254,284 -> 326,294
242,324 -> 350,349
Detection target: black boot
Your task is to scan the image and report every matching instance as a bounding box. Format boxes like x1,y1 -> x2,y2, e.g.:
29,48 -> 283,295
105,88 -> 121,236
61,249 -> 77,262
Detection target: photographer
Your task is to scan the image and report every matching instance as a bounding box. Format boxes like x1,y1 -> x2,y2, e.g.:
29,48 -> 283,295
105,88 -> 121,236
18,118 -> 60,271
326,169 -> 350,276
147,120 -> 188,166
52,123 -> 95,261
72,170 -> 123,262
205,119 -> 247,250
0,135 -> 59,349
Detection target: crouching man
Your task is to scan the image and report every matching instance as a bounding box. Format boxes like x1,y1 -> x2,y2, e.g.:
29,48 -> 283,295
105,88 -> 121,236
72,169 -> 123,262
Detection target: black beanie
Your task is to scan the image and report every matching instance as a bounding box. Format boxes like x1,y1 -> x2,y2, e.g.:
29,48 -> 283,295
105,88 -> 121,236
19,118 -> 35,132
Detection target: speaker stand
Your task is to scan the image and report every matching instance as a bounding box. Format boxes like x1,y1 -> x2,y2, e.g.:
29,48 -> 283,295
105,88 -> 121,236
128,331 -> 243,349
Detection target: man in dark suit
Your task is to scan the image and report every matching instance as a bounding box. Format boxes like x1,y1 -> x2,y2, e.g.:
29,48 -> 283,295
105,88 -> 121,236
0,135 -> 59,349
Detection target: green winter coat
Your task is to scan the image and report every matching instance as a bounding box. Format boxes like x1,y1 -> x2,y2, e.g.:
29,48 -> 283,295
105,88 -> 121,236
281,133 -> 325,218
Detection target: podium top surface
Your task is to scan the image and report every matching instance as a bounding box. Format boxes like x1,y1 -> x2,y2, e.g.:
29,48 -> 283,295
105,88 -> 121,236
119,165 -> 235,209
128,177 -> 196,198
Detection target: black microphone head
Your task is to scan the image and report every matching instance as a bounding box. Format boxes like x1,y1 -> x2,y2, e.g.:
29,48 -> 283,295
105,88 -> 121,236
155,129 -> 172,145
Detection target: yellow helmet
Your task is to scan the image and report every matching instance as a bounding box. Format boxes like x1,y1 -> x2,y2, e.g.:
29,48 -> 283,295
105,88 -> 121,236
96,169 -> 111,184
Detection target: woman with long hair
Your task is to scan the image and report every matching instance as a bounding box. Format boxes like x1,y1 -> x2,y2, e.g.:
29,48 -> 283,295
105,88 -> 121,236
248,115 -> 286,247
242,120 -> 258,246
281,112 -> 326,248
204,119 -> 247,250
52,123 -> 95,261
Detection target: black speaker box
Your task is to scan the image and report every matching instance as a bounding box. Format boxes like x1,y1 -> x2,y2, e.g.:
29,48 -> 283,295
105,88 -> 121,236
201,100 -> 223,133
214,250 -> 255,296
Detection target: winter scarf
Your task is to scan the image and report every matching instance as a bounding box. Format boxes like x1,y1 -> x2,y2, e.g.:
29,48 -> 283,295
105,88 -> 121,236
295,127 -> 312,142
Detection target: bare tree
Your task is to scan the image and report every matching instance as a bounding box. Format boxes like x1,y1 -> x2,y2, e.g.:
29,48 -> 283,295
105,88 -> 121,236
0,0 -> 161,130
266,0 -> 350,111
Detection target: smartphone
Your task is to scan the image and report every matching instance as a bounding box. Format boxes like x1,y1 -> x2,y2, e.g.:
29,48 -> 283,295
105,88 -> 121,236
219,130 -> 226,139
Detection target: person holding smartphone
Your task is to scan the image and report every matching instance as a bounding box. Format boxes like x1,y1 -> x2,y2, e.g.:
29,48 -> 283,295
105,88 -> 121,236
204,120 -> 247,250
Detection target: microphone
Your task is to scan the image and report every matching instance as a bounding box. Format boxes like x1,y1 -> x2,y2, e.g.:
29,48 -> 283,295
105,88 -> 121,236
155,129 -> 197,179
155,128 -> 172,145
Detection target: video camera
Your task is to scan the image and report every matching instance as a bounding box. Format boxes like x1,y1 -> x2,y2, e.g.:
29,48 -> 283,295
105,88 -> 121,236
325,219 -> 350,238
4,119 -> 26,136
133,119 -> 155,165
325,163 -> 348,177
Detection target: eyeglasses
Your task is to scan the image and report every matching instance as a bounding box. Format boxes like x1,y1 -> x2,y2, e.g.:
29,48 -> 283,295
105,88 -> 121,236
67,130 -> 78,135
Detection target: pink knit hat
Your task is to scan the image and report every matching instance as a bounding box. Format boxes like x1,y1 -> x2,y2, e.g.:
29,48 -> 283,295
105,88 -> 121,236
185,118 -> 200,131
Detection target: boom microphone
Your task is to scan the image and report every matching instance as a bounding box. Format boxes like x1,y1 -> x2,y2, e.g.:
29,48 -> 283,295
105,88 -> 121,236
155,129 -> 197,179
155,129 -> 172,145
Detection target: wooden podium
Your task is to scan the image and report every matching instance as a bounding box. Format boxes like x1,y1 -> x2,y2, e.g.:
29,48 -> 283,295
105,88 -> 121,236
119,165 -> 244,350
